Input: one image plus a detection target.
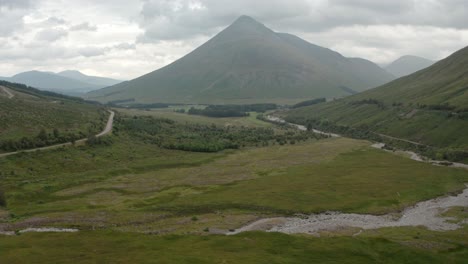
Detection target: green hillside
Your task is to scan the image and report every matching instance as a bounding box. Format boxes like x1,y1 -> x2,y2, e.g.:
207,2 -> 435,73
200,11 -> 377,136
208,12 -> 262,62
286,46 -> 468,161
87,16 -> 394,104
0,81 -> 106,151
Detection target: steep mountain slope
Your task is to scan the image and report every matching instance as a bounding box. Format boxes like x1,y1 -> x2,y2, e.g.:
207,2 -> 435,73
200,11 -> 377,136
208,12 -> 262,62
58,70 -> 121,87
286,46 -> 468,159
87,16 -> 394,104
385,55 -> 434,77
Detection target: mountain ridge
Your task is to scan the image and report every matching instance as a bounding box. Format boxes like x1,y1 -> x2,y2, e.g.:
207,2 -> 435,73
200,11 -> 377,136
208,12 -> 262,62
87,15 -> 394,104
0,70 -> 122,96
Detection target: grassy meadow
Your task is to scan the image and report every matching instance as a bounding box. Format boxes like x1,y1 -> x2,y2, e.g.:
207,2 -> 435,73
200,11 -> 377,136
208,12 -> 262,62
1,108 -> 467,263
1,228 -> 467,263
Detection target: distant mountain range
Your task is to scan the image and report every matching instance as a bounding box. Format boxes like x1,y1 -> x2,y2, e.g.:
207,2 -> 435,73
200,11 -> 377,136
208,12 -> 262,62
0,70 -> 122,96
385,55 -> 434,78
286,45 -> 468,152
87,15 -> 395,104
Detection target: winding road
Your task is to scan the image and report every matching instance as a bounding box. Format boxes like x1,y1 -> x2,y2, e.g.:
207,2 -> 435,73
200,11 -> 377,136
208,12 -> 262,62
0,86 -> 14,99
0,110 -> 115,158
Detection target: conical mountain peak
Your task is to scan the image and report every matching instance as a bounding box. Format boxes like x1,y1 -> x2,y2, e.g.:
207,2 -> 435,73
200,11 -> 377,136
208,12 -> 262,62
224,15 -> 273,35
232,15 -> 260,25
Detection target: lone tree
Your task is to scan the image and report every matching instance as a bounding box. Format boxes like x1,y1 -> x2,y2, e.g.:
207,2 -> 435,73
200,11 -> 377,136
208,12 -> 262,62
0,189 -> 6,207
38,129 -> 48,141
53,128 -> 60,138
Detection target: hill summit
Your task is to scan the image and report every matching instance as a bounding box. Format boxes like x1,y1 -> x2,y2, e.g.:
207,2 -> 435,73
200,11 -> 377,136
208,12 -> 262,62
87,15 -> 394,104
385,55 -> 434,77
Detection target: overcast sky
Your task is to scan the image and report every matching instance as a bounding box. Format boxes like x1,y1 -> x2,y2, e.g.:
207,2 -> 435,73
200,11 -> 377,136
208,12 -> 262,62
0,0 -> 467,80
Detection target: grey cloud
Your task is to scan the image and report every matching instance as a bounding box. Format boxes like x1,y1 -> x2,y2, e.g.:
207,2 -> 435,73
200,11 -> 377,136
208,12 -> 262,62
0,0 -> 32,9
78,46 -> 108,57
329,0 -> 414,12
45,17 -> 68,25
70,22 -> 98,31
0,0 -> 35,37
137,0 -> 468,42
77,43 -> 135,57
138,0 -> 311,42
0,10 -> 26,36
35,28 -> 68,42
113,42 -> 136,50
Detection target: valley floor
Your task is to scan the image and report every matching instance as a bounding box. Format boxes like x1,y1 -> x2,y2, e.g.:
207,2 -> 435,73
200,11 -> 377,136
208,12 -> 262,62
0,108 -> 467,263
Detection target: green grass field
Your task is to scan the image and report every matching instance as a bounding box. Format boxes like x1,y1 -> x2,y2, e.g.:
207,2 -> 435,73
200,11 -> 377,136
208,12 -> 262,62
1,228 -> 467,263
1,109 -> 467,263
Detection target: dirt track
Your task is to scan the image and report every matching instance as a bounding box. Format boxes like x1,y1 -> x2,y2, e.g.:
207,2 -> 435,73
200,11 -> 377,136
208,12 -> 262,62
0,86 -> 14,99
0,110 -> 115,158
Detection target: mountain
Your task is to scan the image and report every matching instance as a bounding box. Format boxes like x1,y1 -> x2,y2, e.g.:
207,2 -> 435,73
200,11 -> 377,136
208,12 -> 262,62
87,16 -> 394,104
5,71 -> 100,94
286,46 -> 468,159
0,70 -> 122,96
385,55 -> 434,78
57,70 -> 121,87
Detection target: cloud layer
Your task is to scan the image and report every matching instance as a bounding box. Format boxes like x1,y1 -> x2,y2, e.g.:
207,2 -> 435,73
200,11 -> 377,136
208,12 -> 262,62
0,0 -> 467,79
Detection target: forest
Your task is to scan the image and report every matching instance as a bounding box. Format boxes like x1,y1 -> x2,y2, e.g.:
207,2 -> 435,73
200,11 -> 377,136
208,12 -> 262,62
117,115 -> 322,152
188,104 -> 277,118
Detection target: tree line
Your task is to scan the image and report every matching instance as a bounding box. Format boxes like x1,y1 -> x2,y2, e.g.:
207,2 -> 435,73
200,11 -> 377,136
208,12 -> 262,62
292,98 -> 326,109
0,129 -> 85,152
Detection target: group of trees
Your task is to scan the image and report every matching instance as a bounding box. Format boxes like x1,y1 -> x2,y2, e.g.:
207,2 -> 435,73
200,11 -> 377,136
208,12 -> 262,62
0,129 -> 85,152
188,104 -> 277,118
292,98 -> 326,109
418,103 -> 456,111
118,116 -> 321,153
86,134 -> 113,147
350,99 -> 386,109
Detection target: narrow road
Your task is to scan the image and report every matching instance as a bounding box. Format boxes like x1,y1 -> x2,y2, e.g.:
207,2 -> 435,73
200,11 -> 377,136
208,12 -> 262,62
0,86 -> 14,99
0,110 -> 115,158
265,115 -> 340,137
372,132 -> 429,147
96,110 -> 115,137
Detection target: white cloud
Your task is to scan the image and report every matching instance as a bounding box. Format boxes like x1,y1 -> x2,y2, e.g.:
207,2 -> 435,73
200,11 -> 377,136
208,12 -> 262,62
35,28 -> 68,42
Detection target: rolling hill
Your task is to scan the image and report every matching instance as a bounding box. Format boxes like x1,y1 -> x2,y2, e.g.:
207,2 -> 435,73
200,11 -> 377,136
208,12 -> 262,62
286,45 -> 468,161
0,71 -> 121,96
87,16 -> 394,104
385,55 -> 434,78
57,70 -> 121,87
0,80 -> 107,151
